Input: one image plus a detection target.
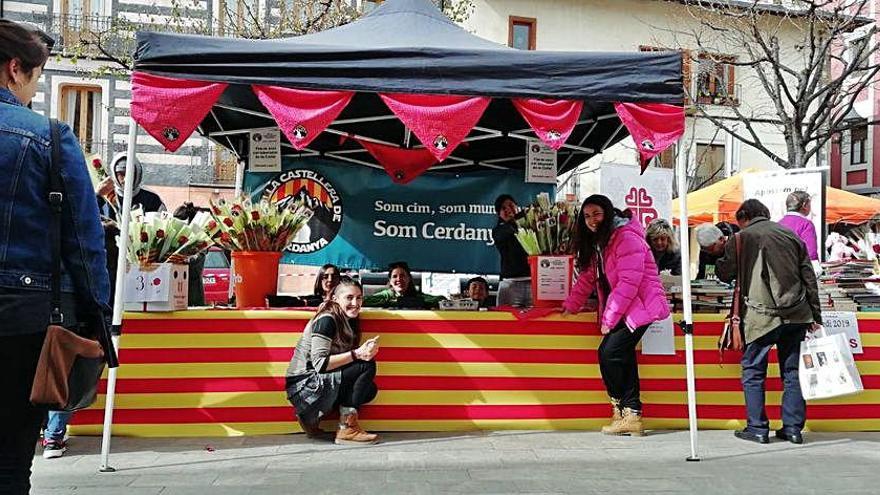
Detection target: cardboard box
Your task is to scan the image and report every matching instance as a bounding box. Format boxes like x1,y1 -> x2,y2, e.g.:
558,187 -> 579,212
124,263 -> 189,312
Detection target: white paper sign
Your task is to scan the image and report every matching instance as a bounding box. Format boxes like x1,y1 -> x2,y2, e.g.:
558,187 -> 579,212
821,311 -> 863,354
249,129 -> 281,172
641,316 -> 676,355
599,163 -> 673,229
525,140 -> 557,184
741,170 -> 823,257
536,256 -> 571,300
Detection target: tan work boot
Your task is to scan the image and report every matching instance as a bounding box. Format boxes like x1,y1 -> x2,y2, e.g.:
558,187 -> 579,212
601,407 -> 645,436
335,408 -> 379,445
600,399 -> 623,434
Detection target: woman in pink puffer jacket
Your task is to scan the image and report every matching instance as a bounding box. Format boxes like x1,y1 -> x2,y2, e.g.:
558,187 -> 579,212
562,194 -> 670,436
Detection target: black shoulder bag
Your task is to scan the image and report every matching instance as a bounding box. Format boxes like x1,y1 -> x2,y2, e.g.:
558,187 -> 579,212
30,118 -> 118,411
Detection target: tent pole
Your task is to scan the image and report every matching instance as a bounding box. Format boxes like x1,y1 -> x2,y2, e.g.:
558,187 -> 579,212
676,151 -> 701,462
99,117 -> 139,472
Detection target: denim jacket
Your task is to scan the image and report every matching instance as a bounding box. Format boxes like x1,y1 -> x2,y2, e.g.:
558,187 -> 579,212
0,88 -> 110,329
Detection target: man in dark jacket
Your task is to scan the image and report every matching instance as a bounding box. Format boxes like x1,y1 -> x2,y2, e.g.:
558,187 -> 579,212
492,194 -> 532,307
716,199 -> 822,445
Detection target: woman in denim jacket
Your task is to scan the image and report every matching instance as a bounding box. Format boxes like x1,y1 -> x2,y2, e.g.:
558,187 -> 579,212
0,20 -> 110,494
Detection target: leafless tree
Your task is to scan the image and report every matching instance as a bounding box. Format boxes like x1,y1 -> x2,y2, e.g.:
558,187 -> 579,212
63,0 -> 473,75
668,0 -> 880,170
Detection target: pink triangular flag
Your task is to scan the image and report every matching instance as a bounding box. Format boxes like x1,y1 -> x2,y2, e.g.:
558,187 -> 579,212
253,85 -> 354,150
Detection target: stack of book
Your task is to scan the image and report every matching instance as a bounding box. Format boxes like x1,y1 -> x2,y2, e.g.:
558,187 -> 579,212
819,260 -> 880,312
690,280 -> 735,314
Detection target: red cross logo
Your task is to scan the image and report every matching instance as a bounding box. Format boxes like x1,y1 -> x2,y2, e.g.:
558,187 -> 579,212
624,187 -> 658,227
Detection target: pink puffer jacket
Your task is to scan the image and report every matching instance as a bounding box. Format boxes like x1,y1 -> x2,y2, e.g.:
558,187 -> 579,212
563,216 -> 670,330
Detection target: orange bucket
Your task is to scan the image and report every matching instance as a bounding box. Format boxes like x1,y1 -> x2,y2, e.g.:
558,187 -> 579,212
231,251 -> 282,308
528,255 -> 575,308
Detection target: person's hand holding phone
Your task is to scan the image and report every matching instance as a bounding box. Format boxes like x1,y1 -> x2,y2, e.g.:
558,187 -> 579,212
356,335 -> 380,361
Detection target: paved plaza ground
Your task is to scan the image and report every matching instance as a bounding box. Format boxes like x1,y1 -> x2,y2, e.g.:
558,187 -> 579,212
31,430 -> 880,494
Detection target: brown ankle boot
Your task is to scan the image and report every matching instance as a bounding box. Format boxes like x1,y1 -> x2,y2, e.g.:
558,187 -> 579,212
600,399 -> 623,434
602,407 -> 645,436
335,410 -> 379,445
297,415 -> 324,439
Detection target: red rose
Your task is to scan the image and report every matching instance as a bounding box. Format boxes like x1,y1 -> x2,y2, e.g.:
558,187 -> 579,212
207,220 -> 218,230
251,211 -> 260,221
223,218 -> 234,227
178,235 -> 189,244
156,229 -> 165,239
212,206 -> 222,215
92,158 -> 102,169
197,241 -> 208,249
220,232 -> 231,242
140,232 -> 148,242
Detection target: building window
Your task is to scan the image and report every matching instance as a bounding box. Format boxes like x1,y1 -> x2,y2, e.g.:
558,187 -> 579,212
508,16 -> 536,50
696,53 -> 736,106
851,125 -> 868,165
655,144 -> 676,169
693,143 -> 725,188
640,46 -> 692,104
59,84 -> 102,155
213,146 -> 239,185
54,0 -> 109,54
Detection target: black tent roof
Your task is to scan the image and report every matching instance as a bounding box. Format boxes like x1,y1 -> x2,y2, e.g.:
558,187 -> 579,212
133,0 -> 683,174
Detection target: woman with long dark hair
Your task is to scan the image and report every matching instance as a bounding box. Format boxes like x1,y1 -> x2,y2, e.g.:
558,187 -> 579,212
310,263 -> 341,304
285,277 -> 381,444
562,195 -> 669,436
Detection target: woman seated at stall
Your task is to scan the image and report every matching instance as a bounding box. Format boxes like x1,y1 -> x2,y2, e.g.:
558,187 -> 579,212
285,277 -> 381,445
645,219 -> 681,275
363,261 -> 446,309
301,264 -> 341,306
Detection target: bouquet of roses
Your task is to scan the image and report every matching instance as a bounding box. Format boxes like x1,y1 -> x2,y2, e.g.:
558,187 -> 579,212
208,196 -> 313,252
126,209 -> 214,266
514,192 -> 578,256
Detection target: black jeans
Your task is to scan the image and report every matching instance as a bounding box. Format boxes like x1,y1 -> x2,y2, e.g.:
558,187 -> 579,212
741,323 -> 808,436
0,332 -> 48,495
598,322 -> 649,410
336,359 -> 378,409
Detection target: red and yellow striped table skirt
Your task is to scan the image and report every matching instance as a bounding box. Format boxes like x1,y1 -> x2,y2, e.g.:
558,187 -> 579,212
68,310 -> 880,437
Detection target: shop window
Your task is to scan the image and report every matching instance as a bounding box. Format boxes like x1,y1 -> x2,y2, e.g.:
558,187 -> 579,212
59,84 -> 102,155
851,125 -> 868,165
509,16 -> 536,50
696,53 -> 736,106
693,143 -> 725,188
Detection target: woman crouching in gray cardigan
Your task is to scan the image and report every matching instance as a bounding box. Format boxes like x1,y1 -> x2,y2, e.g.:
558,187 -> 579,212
285,277 -> 380,444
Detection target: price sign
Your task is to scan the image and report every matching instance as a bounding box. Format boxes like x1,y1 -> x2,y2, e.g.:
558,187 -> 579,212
821,311 -> 863,354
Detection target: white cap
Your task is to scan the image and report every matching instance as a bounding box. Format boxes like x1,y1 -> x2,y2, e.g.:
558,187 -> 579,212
695,223 -> 724,248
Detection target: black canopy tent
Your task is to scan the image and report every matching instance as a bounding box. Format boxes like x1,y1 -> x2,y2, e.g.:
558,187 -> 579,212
99,0 -> 701,471
131,0 -> 684,173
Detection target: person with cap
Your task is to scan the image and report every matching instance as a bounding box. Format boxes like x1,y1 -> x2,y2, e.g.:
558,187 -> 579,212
363,261 -> 446,309
695,221 -> 740,280
46,153 -> 168,460
96,152 -> 165,221
492,194 -> 532,307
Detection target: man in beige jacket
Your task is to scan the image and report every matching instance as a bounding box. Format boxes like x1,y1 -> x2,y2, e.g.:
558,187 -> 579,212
716,199 -> 822,445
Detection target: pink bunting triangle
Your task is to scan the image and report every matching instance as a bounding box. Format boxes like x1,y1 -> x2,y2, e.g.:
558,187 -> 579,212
131,72 -> 228,152
356,138 -> 438,184
614,102 -> 685,173
380,93 -> 490,162
512,98 -> 584,150
253,85 -> 354,150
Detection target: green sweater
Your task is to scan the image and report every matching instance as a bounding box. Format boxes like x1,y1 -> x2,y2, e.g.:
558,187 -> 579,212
363,288 -> 446,309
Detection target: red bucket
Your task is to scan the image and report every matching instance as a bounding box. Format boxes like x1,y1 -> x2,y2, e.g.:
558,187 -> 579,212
231,251 -> 282,308
528,255 -> 575,308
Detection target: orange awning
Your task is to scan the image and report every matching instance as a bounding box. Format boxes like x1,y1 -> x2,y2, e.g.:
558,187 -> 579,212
673,169 -> 880,226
